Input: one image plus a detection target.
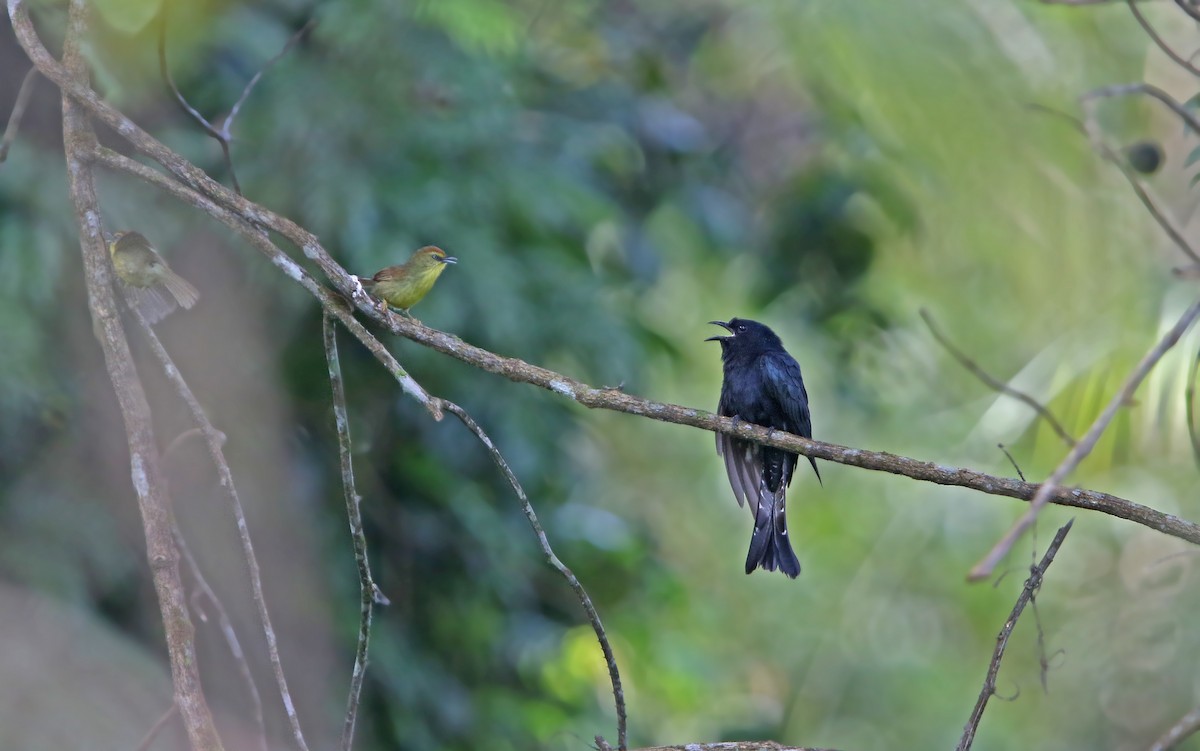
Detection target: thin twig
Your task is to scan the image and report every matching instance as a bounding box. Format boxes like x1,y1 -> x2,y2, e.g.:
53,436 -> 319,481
971,298 -> 1200,581
135,704 -> 179,751
0,66 -> 37,163
221,18 -> 315,136
1150,704 -> 1200,751
1081,82 -> 1200,139
156,0 -> 220,138
172,527 -> 269,751
128,302 -> 311,751
1028,103 -> 1200,266
1126,0 -> 1200,78
957,520 -> 1073,751
158,0 -> 313,195
323,314 -> 389,751
998,444 -> 1026,482
441,400 -> 628,751
921,309 -> 1076,446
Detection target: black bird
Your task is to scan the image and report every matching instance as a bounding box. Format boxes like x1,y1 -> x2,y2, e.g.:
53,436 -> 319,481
707,318 -> 820,578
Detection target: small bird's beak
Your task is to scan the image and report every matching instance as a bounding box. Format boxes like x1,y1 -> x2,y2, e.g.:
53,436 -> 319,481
439,256 -> 458,264
705,320 -> 732,341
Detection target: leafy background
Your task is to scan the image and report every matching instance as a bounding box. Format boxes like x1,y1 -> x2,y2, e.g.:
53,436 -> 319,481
2,0 -> 1200,749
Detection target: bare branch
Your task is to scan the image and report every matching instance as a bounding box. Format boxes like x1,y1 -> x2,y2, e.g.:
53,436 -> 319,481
173,527 -> 269,751
128,291 -> 311,751
1126,0 -> 1200,78
957,520 -> 1073,751
156,0 -> 220,138
921,309 -> 1076,447
221,18 -> 315,136
135,704 -> 179,751
157,0 -> 313,195
442,400 -> 628,751
998,444 -> 1027,482
0,66 -> 37,163
323,314 -> 389,751
1081,83 -> 1200,139
971,298 -> 1200,581
58,1 -> 224,748
1150,704 -> 1200,751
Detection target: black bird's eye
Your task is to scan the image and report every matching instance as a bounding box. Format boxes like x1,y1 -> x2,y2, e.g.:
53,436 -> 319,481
735,323 -> 746,333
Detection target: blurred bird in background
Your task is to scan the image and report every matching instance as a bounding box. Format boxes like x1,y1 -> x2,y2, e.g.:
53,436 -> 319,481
707,318 -> 820,578
358,245 -> 457,318
108,230 -> 200,324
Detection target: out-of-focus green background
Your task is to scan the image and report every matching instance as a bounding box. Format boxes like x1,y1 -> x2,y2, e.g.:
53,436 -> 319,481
2,1 -> 1200,749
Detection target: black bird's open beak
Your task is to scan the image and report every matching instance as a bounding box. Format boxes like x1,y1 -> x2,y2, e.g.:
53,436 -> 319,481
439,256 -> 458,264
705,320 -> 732,341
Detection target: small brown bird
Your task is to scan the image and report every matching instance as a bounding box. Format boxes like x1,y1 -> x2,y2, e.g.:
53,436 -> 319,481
108,231 -> 199,324
357,246 -> 457,317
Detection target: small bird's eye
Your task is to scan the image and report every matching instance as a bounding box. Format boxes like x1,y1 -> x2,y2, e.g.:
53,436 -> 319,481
735,323 -> 746,333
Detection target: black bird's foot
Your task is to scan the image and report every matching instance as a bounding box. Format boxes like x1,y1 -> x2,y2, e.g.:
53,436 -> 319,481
601,381 -> 626,392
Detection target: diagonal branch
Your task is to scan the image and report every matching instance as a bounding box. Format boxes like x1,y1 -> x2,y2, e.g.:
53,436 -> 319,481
1080,83 -> 1200,140
442,400 -> 628,751
970,298 -> 1200,581
220,17 -> 315,138
1150,703 -> 1200,751
323,314 -> 390,751
173,527 -> 269,751
921,309 -> 1076,447
957,520 -> 1073,751
1126,0 -> 1200,78
0,65 -> 37,163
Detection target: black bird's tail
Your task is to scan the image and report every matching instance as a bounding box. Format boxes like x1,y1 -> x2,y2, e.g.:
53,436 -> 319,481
745,489 -> 801,578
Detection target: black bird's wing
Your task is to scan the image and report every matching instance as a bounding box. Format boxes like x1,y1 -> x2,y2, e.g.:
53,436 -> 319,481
762,351 -> 821,484
716,428 -> 761,516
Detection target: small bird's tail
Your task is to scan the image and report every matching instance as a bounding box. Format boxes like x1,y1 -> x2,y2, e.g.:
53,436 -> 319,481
745,488 -> 801,578
161,269 -> 200,309
130,286 -> 178,325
